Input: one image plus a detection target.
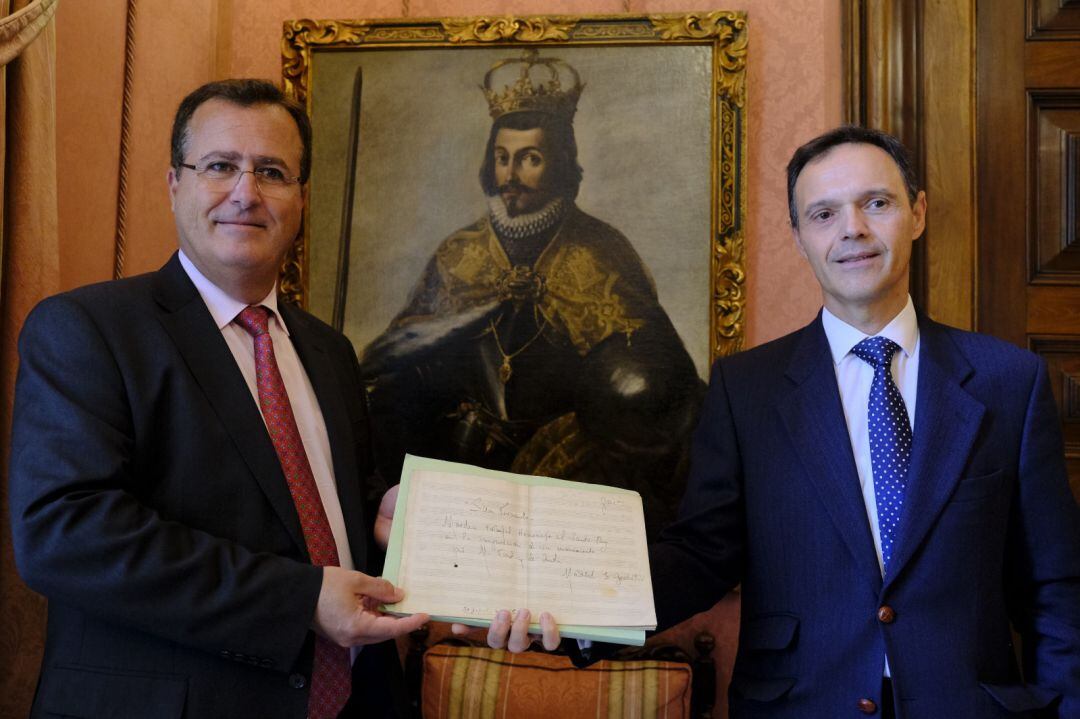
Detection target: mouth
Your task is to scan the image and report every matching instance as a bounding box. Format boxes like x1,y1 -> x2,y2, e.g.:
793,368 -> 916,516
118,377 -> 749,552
498,183 -> 534,199
214,220 -> 267,230
834,251 -> 880,265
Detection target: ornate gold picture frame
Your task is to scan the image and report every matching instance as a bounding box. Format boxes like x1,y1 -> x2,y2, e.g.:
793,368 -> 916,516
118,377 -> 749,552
281,13 -> 747,522
281,12 -> 747,364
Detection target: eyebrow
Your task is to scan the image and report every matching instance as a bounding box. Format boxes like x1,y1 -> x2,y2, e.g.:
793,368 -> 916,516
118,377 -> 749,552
196,150 -> 293,169
802,187 -> 900,217
494,145 -> 543,155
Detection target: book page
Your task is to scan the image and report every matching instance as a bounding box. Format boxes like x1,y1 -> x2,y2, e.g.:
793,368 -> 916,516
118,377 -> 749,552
392,467 -> 655,629
394,470 -> 529,620
524,485 -> 655,627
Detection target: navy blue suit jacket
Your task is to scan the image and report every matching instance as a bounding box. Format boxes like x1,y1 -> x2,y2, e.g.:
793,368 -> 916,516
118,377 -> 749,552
9,254 -> 399,718
651,314 -> 1080,718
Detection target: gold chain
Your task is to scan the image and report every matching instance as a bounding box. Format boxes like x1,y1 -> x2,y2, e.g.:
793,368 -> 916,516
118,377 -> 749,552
488,316 -> 547,384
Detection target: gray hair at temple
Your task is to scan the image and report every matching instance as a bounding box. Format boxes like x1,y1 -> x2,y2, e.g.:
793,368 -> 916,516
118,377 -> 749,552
170,78 -> 312,184
785,125 -> 919,228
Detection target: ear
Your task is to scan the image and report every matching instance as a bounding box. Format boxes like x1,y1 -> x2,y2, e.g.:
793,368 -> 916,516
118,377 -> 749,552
167,168 -> 179,212
911,190 -> 927,239
792,224 -> 808,260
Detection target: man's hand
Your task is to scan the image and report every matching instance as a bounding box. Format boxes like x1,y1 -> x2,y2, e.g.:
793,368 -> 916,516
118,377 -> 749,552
312,566 -> 428,647
451,609 -> 560,652
374,484 -> 398,551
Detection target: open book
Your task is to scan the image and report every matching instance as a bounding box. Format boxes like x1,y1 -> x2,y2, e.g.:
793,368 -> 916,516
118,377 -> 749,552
382,454 -> 657,645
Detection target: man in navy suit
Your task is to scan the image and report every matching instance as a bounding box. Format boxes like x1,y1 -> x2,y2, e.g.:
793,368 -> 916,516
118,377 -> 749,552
492,126 -> 1080,717
8,79 -> 427,718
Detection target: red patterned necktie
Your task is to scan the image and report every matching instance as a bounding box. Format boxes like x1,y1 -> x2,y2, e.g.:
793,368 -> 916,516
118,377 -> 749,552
235,306 -> 351,719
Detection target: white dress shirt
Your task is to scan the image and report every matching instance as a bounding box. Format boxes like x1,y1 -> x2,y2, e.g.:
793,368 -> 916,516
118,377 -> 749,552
821,297 -> 919,575
179,250 -> 356,575
822,296 -> 919,677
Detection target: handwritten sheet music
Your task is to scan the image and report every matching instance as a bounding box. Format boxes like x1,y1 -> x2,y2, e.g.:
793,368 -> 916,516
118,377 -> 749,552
391,467 -> 656,629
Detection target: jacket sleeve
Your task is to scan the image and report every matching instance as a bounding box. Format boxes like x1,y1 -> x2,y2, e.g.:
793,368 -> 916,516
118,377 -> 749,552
1007,359 -> 1080,716
648,358 -> 746,632
8,295 -> 322,671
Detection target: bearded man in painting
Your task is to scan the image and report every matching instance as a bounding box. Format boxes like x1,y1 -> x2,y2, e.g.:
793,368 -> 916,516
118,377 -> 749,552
360,50 -> 701,538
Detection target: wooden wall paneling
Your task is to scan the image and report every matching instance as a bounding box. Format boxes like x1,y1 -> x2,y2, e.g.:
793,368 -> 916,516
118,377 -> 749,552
1027,286 -> 1080,335
976,0 -> 1027,347
1025,40 -> 1080,86
844,0 -> 977,329
1027,0 -> 1080,40
1030,336 -> 1080,502
981,0 -> 1080,497
843,0 -> 928,307
921,0 -> 975,330
1029,92 -> 1080,283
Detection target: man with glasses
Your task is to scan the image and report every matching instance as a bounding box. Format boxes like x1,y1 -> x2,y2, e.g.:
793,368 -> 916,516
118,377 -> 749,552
9,79 -> 427,718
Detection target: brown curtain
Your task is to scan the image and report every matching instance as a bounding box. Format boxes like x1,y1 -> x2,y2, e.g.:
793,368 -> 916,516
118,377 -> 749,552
0,0 -> 59,715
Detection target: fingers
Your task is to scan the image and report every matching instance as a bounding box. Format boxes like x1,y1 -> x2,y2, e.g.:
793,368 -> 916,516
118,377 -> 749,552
351,573 -> 404,604
379,484 -> 401,517
451,623 -> 470,636
538,611 -> 560,651
506,608 -> 532,653
374,485 -> 400,550
487,609 -> 511,649
350,611 -> 430,646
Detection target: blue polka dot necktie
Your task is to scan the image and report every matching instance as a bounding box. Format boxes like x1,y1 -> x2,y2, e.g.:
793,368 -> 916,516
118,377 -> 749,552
851,336 -> 912,573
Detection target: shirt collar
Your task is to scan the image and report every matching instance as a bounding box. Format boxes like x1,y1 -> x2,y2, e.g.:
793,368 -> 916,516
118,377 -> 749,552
177,250 -> 288,335
821,296 -> 918,366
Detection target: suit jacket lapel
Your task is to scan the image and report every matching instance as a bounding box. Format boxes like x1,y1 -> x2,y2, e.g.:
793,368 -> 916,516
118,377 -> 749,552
151,254 -> 309,557
781,317 -> 883,591
280,304 -> 369,569
884,317 -> 985,588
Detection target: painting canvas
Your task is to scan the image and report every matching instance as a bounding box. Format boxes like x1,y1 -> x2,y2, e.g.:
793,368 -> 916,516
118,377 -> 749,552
283,14 -> 747,537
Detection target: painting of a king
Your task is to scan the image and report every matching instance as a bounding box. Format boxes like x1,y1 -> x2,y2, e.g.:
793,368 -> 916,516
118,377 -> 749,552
358,50 -> 704,538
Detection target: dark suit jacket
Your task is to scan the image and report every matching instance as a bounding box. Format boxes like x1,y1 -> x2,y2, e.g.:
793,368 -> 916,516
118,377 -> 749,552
651,314 -> 1080,718
9,254 -> 400,718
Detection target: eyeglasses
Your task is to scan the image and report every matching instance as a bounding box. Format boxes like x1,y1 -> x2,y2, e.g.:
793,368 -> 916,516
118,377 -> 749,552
178,161 -> 302,198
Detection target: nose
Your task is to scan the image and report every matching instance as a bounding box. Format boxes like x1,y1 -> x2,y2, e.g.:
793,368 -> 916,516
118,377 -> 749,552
841,206 -> 869,239
229,170 -> 262,207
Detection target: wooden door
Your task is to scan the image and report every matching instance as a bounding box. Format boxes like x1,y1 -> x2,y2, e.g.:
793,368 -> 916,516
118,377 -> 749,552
978,1 -> 1080,499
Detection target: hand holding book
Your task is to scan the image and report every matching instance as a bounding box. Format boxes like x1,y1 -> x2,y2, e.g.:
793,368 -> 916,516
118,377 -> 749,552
450,607 -> 561,652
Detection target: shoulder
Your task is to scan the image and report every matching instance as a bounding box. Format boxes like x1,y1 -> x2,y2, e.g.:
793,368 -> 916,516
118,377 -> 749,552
924,319 -> 1040,374
429,216 -> 494,262
438,216 -> 490,247
562,206 -> 633,246
22,272 -> 158,340
280,302 -> 355,355
714,323 -> 810,378
549,206 -> 653,283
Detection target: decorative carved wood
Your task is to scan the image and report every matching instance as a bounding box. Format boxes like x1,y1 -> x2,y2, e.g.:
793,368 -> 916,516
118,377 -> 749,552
1028,0 -> 1080,40
1029,92 -> 1080,284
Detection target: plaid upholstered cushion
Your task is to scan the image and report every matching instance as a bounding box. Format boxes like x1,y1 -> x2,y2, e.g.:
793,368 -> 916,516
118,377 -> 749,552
421,644 -> 692,719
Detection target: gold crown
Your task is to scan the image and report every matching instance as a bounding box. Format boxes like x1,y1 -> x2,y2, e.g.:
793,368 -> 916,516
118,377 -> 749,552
482,49 -> 583,121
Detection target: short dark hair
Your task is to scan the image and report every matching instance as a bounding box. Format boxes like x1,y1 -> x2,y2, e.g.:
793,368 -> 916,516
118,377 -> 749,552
479,111 -> 584,200
170,79 -> 312,183
786,125 -> 919,227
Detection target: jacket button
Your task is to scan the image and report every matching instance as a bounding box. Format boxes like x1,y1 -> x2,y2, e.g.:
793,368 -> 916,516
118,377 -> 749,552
877,605 -> 896,624
289,673 -> 307,689
857,697 -> 878,714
